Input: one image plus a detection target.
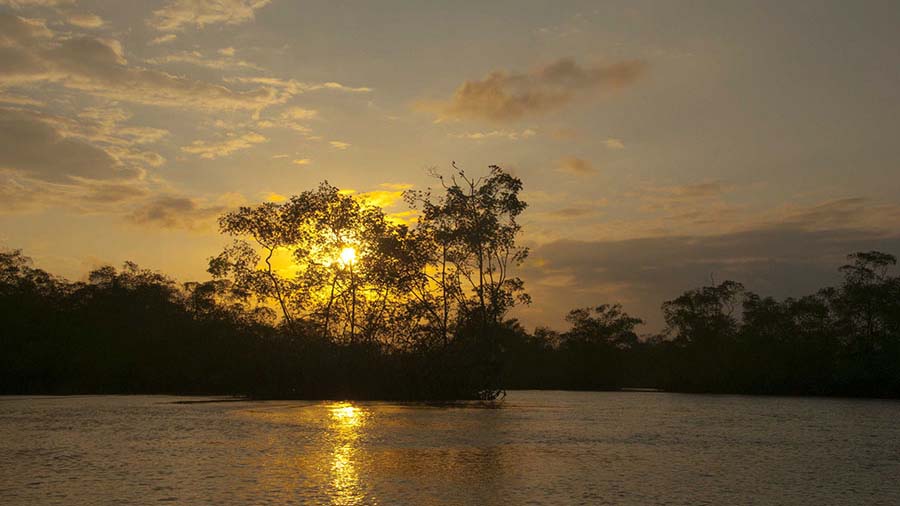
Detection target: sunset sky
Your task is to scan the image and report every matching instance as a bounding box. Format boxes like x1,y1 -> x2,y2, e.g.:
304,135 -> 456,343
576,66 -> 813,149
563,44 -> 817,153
2,0 -> 899,330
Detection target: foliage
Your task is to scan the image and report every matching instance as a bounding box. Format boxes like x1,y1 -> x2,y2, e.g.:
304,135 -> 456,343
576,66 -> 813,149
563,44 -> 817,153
3,168 -> 900,399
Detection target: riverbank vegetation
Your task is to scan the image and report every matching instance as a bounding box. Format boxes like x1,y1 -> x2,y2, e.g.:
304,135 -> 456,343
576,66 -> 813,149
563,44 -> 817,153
2,167 -> 899,399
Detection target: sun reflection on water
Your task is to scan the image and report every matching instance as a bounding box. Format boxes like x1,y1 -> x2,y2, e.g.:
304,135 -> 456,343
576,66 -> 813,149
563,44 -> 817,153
327,402 -> 369,505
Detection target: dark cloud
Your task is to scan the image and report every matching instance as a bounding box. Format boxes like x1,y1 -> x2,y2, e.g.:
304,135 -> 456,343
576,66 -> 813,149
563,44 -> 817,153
0,107 -> 127,182
518,224 -> 900,332
128,195 -> 224,230
425,58 -> 646,122
0,172 -> 150,214
81,181 -> 149,204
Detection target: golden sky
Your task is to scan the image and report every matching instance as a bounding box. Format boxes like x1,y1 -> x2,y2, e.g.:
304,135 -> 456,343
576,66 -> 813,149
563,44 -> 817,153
2,0 -> 899,329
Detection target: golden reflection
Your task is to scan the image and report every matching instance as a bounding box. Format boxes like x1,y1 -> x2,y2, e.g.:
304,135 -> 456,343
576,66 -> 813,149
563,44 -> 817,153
327,402 -> 369,505
331,404 -> 361,425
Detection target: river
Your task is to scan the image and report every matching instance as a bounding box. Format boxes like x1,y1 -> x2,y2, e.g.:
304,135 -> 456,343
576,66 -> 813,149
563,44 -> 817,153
2,391 -> 899,504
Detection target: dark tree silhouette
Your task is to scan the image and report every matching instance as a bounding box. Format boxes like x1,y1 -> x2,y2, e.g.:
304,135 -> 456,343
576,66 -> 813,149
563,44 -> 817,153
3,172 -> 900,400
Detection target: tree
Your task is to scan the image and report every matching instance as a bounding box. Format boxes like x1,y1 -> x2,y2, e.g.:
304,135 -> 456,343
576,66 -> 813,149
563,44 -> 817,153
562,304 -> 643,349
210,182 -> 425,344
406,164 -> 530,334
662,280 -> 745,345
211,202 -> 305,327
836,251 -> 898,348
660,280 -> 745,391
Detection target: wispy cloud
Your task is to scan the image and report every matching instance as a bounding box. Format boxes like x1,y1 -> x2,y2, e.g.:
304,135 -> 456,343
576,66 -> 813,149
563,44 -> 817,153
379,182 -> 413,190
181,132 -> 267,159
66,13 -> 104,28
281,107 -> 318,120
634,181 -> 730,213
604,138 -> 625,149
0,0 -> 74,8
145,50 -> 263,71
0,13 -> 290,111
0,173 -> 152,214
451,128 -> 536,141
226,76 -> 372,94
150,0 -> 272,32
149,34 -> 177,45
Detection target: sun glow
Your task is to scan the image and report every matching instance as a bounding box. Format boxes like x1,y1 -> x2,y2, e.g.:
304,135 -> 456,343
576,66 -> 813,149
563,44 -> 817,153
339,247 -> 357,267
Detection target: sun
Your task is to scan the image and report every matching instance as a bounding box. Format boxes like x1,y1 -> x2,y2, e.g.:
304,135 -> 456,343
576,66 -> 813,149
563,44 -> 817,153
338,247 -> 357,267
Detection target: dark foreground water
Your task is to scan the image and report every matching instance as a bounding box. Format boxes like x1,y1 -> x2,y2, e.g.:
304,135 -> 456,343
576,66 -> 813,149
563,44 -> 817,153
1,391 -> 899,505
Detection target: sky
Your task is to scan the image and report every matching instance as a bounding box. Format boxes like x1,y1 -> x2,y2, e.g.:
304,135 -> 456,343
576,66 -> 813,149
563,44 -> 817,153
1,0 -> 899,331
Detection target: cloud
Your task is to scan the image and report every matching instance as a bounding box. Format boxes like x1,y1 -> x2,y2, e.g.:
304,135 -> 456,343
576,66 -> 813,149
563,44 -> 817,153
329,140 -> 350,150
379,182 -> 413,191
226,76 -> 372,94
0,170 -> 150,214
603,138 -> 625,149
358,190 -> 404,209
150,0 -> 272,32
634,181 -> 730,213
181,131 -> 267,159
0,0 -> 73,7
557,156 -> 596,176
145,50 -> 263,71
149,34 -> 177,45
80,180 -> 150,204
74,106 -> 170,146
128,194 -> 224,230
385,209 -> 418,226
0,13 -> 287,111
0,107 -> 131,183
281,106 -> 318,120
451,128 -> 536,141
67,13 -> 104,28
0,92 -> 44,106
519,224 -> 900,332
28,105 -> 170,169
516,195 -> 900,330
422,58 -> 646,122
292,158 -> 311,165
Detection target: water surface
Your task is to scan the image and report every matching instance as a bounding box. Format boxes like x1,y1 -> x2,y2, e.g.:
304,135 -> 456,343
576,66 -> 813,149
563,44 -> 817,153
2,391 -> 899,505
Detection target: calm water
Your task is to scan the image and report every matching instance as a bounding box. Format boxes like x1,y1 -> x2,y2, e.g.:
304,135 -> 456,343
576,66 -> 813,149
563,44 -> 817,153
1,391 -> 899,505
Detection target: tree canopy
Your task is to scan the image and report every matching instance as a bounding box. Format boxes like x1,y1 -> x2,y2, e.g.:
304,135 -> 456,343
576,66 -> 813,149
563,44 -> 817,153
3,167 -> 900,400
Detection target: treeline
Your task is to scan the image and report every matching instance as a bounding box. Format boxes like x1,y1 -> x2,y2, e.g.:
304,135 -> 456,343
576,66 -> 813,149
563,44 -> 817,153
2,166 -> 899,399
3,166 -> 533,400
503,251 -> 900,397
2,248 -> 899,398
0,252 -> 502,399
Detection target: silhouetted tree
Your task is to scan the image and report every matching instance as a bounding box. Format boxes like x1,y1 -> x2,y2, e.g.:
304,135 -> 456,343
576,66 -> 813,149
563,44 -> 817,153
5,202 -> 900,399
